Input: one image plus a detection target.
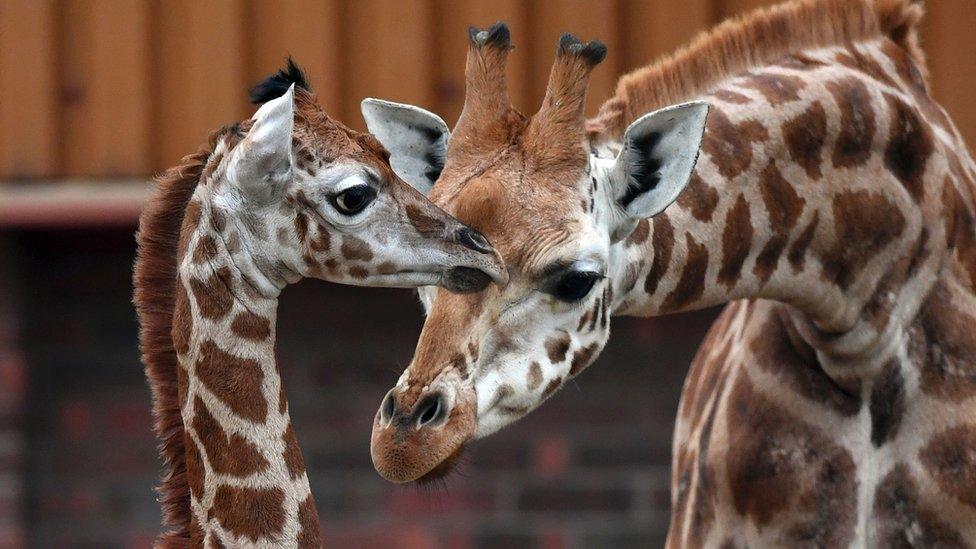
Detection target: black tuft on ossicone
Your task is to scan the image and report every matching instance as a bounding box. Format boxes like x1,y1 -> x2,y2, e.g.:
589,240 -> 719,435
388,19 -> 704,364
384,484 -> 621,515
249,57 -> 312,105
468,22 -> 511,50
557,33 -> 607,66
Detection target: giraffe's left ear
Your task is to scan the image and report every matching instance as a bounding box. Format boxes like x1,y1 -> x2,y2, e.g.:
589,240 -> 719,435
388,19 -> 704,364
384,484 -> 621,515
609,101 -> 709,222
232,84 -> 296,201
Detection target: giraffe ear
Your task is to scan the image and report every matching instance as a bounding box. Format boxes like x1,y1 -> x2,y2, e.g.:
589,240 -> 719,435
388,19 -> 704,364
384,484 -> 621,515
361,98 -> 450,195
232,84 -> 295,200
609,101 -> 709,220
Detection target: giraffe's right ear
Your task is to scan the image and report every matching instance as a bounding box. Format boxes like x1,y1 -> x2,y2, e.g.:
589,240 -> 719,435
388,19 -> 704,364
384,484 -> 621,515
231,84 -> 295,202
608,101 -> 709,221
361,98 -> 450,195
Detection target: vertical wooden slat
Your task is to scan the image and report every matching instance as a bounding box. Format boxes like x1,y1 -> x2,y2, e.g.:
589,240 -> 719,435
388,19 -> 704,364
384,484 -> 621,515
343,0 -> 433,131
152,0 -> 248,171
0,0 -> 56,179
62,0 -> 150,177
620,0 -> 712,72
246,0 -> 342,117
432,0 -> 529,124
924,0 -> 976,149
527,0 -> 622,116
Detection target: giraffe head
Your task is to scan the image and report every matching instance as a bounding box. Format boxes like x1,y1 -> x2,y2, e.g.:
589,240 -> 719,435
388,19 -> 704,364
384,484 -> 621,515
199,60 -> 506,297
362,25 -> 708,482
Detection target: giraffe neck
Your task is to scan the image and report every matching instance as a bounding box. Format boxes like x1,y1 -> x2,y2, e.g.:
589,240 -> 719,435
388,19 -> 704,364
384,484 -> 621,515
611,39 -> 968,374
175,193 -> 320,547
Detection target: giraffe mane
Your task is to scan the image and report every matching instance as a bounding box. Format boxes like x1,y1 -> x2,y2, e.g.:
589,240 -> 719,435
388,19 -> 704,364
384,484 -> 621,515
133,124 -> 239,546
586,0 -> 925,140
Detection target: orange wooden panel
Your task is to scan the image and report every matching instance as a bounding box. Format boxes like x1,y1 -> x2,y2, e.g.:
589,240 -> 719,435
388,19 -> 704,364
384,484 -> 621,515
343,0 -> 434,131
527,0 -> 622,116
0,0 -> 56,178
620,0 -> 712,72
152,0 -> 248,171
432,0 -> 529,123
61,0 -> 151,177
924,0 -> 976,149
246,0 -> 342,116
715,0 -> 780,20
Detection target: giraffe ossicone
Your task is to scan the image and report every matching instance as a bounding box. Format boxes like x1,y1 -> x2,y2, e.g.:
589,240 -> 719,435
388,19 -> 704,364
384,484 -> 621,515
366,0 -> 976,545
134,58 -> 506,547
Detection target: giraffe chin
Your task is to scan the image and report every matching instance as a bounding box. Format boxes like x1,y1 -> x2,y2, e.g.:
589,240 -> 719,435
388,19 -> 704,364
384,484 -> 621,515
415,444 -> 466,484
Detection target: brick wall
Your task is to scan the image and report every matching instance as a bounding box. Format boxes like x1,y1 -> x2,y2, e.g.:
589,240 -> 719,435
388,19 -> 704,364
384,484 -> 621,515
9,228 -> 717,548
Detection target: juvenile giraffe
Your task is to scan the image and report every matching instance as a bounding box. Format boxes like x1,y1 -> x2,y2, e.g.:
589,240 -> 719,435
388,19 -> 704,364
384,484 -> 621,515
133,62 -> 505,547
364,0 -> 976,545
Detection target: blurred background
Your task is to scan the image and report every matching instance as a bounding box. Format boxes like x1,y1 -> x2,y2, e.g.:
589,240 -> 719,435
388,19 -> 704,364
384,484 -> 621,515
0,0 -> 973,547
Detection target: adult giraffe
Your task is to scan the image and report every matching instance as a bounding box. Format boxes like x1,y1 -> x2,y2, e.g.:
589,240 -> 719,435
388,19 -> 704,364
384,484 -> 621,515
133,61 -> 505,547
364,0 -> 976,546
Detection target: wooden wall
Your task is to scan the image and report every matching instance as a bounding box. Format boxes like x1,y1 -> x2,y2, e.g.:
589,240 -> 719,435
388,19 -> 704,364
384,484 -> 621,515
0,0 -> 973,179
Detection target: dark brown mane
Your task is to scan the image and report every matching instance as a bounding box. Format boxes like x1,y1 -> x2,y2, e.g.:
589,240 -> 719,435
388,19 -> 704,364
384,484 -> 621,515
133,126 -> 231,546
587,0 -> 925,140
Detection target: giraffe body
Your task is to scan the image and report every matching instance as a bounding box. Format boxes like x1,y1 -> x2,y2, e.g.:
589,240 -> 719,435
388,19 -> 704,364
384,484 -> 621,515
362,1 -> 976,544
134,63 -> 505,547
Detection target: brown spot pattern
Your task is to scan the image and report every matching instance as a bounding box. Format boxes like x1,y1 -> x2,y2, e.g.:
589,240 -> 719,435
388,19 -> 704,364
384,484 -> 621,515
625,219 -> 649,246
873,464 -> 966,546
782,101 -> 827,180
231,311 -> 271,341
912,285 -> 976,401
676,173 -> 720,222
545,332 -> 571,364
294,211 -> 309,243
701,108 -> 769,179
192,235 -> 219,264
281,424 -> 306,479
884,93 -> 934,202
661,233 -> 708,312
348,266 -> 369,279
340,236 -> 373,261
527,362 -> 543,390
644,214 -> 674,295
712,89 -> 752,104
405,203 -> 446,236
189,267 -> 235,320
726,375 -> 857,546
541,377 -> 563,399
755,162 -> 805,282
192,396 -> 269,476
210,486 -> 286,542
569,343 -> 599,377
740,72 -> 805,105
787,210 -> 819,273
210,207 -> 227,233
195,340 -> 267,423
185,435 -> 205,501
309,224 -> 331,252
825,77 -> 876,168
869,360 -> 906,447
919,424 -> 976,510
296,495 -> 321,547
173,283 -> 192,355
718,195 -> 753,289
822,190 -> 906,289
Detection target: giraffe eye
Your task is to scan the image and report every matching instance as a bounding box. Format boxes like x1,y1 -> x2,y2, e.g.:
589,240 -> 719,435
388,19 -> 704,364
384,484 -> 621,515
333,185 -> 376,215
549,271 -> 602,302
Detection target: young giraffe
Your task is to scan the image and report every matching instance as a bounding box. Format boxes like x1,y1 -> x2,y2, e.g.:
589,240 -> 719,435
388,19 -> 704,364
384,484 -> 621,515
133,62 -> 505,547
364,0 -> 976,545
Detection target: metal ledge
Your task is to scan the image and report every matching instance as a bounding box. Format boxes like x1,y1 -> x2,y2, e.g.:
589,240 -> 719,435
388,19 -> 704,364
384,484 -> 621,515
0,180 -> 152,228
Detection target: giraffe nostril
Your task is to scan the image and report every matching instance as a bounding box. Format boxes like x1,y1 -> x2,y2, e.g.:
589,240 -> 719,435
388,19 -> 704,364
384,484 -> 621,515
456,227 -> 493,255
380,390 -> 396,423
415,392 -> 448,427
